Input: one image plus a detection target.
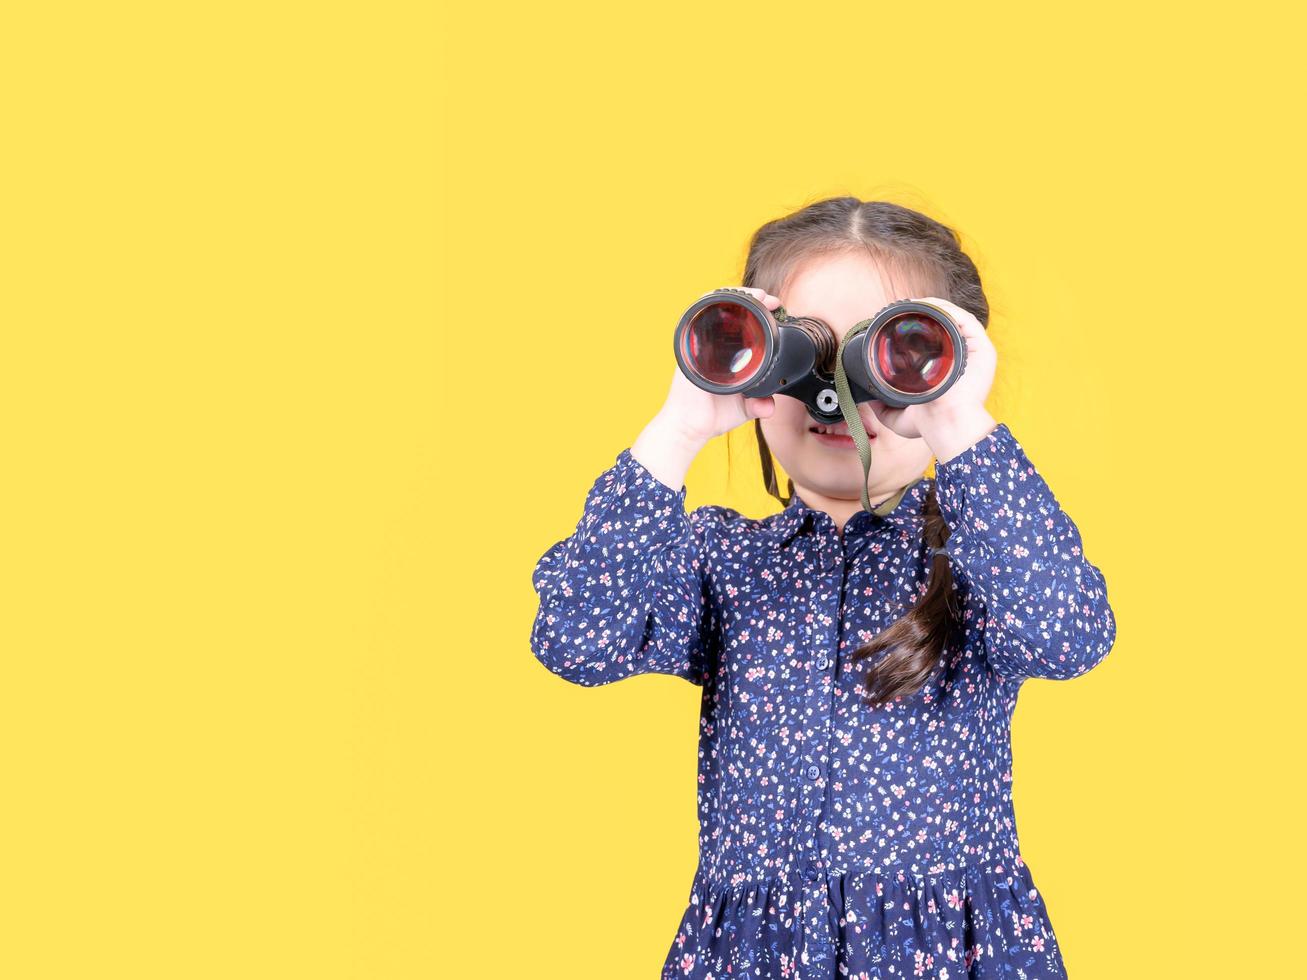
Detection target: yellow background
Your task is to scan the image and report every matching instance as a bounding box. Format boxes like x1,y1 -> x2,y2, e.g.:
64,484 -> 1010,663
2,2 -> 1302,977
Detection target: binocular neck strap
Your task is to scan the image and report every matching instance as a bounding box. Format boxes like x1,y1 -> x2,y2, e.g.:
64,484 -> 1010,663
833,319 -> 914,518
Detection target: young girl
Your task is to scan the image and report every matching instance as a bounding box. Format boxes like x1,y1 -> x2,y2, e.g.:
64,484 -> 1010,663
530,198 -> 1116,980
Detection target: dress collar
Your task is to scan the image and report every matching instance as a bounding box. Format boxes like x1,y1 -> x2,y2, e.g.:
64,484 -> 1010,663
764,476 -> 934,549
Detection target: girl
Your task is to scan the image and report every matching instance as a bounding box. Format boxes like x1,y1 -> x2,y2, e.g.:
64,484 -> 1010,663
530,197 -> 1116,979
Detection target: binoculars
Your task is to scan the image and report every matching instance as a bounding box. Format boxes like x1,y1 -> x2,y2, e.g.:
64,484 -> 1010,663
674,287 -> 968,425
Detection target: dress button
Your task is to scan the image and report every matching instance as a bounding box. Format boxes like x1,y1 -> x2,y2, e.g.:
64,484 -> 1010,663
806,764 -> 821,780
803,862 -> 819,882
816,654 -> 830,670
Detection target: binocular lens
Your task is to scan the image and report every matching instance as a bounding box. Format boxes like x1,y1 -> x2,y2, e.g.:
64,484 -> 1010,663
870,312 -> 958,395
680,302 -> 767,388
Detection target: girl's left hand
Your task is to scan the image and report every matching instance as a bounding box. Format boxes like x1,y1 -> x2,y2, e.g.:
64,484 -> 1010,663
865,296 -> 996,440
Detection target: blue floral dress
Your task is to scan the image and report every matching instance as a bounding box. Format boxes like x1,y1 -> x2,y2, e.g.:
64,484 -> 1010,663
530,422 -> 1116,979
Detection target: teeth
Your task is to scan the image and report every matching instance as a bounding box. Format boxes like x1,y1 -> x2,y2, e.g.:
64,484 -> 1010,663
811,423 -> 871,437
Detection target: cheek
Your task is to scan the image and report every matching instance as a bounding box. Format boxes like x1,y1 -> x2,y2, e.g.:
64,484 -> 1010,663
761,410 -> 822,469
771,394 -> 811,426
761,397 -> 810,443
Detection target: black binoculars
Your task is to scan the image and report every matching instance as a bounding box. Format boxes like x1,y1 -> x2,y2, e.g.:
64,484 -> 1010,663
674,287 -> 968,425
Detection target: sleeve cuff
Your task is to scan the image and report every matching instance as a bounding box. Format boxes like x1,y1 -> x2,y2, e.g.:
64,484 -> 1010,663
931,421 -> 1030,533
570,447 -> 693,547
612,446 -> 689,509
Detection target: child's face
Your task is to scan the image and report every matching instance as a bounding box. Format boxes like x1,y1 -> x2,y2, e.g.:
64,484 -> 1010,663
761,250 -> 937,505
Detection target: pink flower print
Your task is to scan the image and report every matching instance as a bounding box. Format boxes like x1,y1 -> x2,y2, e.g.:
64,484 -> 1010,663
679,953 -> 696,972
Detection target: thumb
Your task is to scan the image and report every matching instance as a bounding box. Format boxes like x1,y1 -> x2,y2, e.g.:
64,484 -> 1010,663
743,395 -> 775,420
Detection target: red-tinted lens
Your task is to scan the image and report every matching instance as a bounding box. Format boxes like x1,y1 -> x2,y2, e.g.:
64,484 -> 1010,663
869,312 -> 956,394
681,301 -> 767,388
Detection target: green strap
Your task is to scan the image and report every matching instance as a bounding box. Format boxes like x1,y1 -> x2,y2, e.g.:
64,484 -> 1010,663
833,318 -> 917,517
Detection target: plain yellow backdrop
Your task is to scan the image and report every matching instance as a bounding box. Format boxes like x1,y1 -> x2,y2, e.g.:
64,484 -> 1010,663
2,1 -> 1302,977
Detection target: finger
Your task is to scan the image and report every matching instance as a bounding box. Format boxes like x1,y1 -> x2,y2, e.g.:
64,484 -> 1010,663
738,286 -> 782,312
921,296 -> 984,336
868,400 -> 908,431
743,395 -> 774,419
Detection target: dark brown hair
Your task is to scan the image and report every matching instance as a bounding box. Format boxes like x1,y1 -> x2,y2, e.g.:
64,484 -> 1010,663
735,196 -> 991,708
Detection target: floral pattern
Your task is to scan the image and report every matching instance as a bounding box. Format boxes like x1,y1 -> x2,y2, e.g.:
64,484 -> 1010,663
530,423 -> 1116,978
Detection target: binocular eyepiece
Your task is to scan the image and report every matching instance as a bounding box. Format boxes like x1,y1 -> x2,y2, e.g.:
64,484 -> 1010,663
674,287 -> 967,425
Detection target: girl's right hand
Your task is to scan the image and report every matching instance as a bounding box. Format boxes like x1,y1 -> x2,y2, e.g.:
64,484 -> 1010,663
656,286 -> 781,445
630,287 -> 781,492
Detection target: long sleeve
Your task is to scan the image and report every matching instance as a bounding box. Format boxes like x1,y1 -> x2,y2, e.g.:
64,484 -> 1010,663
529,446 -> 721,687
933,422 -> 1117,682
